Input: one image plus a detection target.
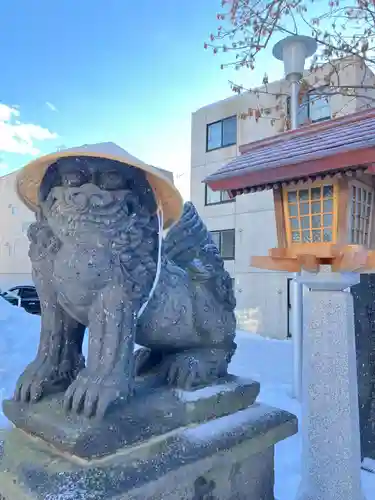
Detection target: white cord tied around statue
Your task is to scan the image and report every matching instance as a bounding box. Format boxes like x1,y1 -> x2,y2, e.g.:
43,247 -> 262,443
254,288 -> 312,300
137,204 -> 163,320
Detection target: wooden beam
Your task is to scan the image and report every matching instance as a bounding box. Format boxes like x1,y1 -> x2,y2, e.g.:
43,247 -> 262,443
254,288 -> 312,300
272,188 -> 287,248
269,243 -> 336,259
336,177 -> 350,245
251,256 -> 301,272
297,254 -> 320,272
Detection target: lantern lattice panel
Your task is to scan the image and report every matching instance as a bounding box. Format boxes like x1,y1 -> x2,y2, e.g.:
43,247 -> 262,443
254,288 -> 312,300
283,182 -> 338,245
350,182 -> 374,247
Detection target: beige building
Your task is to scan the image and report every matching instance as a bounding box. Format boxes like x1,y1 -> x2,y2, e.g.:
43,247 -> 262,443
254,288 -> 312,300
190,59 -> 375,339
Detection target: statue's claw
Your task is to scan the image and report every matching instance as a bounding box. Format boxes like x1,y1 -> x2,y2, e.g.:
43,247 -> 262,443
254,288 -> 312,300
63,369 -> 133,419
14,358 -> 70,403
163,352 -> 217,390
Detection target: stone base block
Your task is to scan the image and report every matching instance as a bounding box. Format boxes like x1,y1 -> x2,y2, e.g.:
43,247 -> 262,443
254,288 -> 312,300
2,375 -> 260,459
0,403 -> 297,500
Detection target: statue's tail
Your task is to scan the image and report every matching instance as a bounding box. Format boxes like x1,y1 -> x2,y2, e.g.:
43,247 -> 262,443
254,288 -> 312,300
163,202 -> 236,311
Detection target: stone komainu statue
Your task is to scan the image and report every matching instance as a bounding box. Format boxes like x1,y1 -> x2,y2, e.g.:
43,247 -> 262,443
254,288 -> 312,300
13,143 -> 237,418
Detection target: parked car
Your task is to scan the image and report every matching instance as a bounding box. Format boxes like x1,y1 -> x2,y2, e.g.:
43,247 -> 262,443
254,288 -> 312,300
0,285 -> 41,315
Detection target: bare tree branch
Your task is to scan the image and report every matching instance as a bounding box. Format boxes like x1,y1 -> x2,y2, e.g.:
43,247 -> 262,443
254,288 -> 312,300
205,0 -> 375,129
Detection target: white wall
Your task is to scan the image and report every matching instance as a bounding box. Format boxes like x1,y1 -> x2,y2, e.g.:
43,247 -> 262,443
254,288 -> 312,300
190,87 -> 290,338
0,171 -> 34,290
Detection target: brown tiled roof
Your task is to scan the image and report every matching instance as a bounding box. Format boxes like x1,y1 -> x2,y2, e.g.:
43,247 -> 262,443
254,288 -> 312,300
205,109 -> 375,193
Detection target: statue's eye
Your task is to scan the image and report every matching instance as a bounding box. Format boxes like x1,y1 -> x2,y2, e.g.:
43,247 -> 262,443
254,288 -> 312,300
98,171 -> 124,190
61,170 -> 87,187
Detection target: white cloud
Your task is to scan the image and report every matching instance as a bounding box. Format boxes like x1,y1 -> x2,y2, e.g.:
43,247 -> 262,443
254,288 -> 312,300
0,103 -> 57,156
46,101 -> 58,112
0,104 -> 18,122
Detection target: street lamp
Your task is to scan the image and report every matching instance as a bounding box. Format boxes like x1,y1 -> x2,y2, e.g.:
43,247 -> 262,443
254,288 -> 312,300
273,35 -> 318,129
272,35 -> 317,401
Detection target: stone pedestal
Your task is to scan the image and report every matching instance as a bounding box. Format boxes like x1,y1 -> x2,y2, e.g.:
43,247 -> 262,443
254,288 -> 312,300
296,272 -> 366,500
0,376 -> 297,500
0,403 -> 296,500
2,375 -> 261,459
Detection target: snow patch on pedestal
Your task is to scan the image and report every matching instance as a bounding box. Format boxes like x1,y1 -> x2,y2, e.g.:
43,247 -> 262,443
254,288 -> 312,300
183,406 -> 260,443
174,378 -> 250,402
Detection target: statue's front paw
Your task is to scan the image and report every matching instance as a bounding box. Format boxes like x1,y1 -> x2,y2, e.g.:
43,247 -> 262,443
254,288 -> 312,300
163,353 -> 214,390
14,358 -> 61,403
63,369 -> 133,419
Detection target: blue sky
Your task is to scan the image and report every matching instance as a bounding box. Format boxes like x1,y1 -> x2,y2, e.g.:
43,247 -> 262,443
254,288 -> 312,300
0,0 -> 286,200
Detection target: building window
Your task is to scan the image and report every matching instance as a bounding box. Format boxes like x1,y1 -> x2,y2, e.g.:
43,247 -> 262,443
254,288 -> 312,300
308,94 -> 331,123
286,93 -> 331,126
210,229 -> 235,260
205,185 -> 234,206
283,182 -> 338,244
349,182 -> 374,246
206,116 -> 237,152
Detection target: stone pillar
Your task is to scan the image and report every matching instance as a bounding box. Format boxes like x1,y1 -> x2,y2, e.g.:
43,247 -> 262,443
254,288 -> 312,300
352,274 -> 375,461
296,272 -> 366,500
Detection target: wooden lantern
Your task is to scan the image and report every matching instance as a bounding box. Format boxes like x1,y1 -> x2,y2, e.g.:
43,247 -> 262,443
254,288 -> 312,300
204,109 -> 375,273
252,172 -> 375,273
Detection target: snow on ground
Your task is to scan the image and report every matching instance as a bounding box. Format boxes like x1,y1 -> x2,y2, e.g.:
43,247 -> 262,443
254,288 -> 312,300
0,299 -> 374,499
0,299 -> 40,427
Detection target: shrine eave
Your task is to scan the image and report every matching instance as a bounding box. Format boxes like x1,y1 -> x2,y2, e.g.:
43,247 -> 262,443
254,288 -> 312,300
204,109 -> 375,197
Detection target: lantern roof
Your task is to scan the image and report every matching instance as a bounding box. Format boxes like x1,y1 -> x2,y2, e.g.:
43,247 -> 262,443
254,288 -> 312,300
205,108 -> 375,196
